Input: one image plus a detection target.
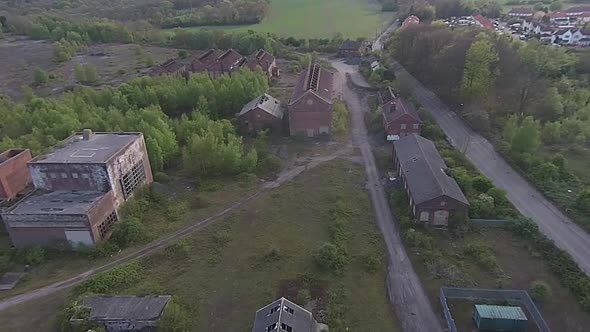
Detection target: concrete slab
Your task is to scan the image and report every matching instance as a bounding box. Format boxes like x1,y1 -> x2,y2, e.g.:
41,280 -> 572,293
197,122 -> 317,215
0,272 -> 26,290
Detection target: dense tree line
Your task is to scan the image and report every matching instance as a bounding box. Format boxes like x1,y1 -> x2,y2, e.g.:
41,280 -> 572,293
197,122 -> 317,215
0,69 -> 268,175
388,25 -> 590,227
0,0 -> 270,28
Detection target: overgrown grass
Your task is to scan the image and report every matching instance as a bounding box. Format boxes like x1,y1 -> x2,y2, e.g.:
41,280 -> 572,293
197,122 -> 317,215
64,161 -> 399,331
167,0 -> 395,38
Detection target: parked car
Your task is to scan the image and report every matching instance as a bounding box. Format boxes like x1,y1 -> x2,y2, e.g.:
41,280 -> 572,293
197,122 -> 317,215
519,34 -> 527,40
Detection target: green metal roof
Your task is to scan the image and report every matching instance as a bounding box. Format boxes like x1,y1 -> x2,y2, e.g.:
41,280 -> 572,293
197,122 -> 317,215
475,305 -> 528,321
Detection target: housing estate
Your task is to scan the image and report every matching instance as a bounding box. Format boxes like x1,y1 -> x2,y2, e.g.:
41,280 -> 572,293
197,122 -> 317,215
393,134 -> 469,226
508,7 -> 534,18
401,15 -> 420,28
552,28 -> 590,46
72,295 -> 171,331
288,63 -> 335,137
238,93 -> 283,134
244,49 -> 279,78
380,87 -> 422,141
252,297 -> 320,332
1,130 -> 153,248
0,149 -> 32,201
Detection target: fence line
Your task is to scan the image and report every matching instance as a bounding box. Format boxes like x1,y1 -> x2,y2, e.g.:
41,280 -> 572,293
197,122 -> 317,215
440,287 -> 551,332
470,218 -> 512,227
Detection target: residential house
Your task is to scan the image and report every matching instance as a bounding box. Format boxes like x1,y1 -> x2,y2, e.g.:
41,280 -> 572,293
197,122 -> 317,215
401,15 -> 420,28
1,130 -> 153,248
147,59 -> 186,77
252,297 -> 320,332
572,29 -> 590,45
238,94 -> 283,134
339,39 -> 363,58
579,37 -> 590,47
552,28 -> 590,45
473,14 -> 493,29
0,149 -> 32,201
382,94 -> 422,141
549,11 -> 573,26
552,28 -> 574,44
72,295 -> 171,331
244,49 -> 279,78
393,134 -> 469,226
288,63 -> 335,137
508,7 -> 534,18
565,6 -> 590,24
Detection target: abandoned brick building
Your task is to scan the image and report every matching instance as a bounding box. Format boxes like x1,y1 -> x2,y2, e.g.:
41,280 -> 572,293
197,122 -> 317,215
288,63 -> 336,137
147,59 -> 186,77
393,134 -> 469,227
252,297 -> 320,332
380,87 -> 422,141
191,48 -> 278,79
1,130 -> 153,248
238,93 -> 283,134
244,49 -> 279,78
0,149 -> 32,201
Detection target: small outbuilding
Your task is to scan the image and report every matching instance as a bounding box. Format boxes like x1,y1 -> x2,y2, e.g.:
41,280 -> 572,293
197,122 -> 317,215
238,94 -> 283,134
473,304 -> 528,332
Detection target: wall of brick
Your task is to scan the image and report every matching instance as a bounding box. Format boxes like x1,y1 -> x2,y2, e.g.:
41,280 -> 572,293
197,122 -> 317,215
0,149 -> 32,200
87,191 -> 117,243
106,135 -> 153,208
288,94 -> 333,136
239,108 -> 282,133
29,163 -> 110,192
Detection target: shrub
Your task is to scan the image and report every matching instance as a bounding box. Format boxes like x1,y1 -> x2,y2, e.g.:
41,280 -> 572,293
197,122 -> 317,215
363,252 -> 381,273
165,240 -> 191,257
76,262 -> 142,295
530,280 -> 552,302
296,289 -> 312,304
472,176 -> 493,193
15,246 -> 47,265
177,49 -> 188,59
33,68 -> 49,86
110,218 -> 147,247
470,193 -> 495,219
84,242 -> 120,259
154,171 -> 171,183
487,187 -> 508,207
257,154 -> 283,175
159,298 -> 192,332
576,187 -> 590,214
165,201 -> 188,222
465,242 -> 497,271
314,242 -> 349,272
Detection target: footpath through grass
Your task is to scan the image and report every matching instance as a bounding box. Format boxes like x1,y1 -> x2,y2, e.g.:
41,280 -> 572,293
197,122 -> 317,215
44,160 -> 399,331
169,0 -> 395,38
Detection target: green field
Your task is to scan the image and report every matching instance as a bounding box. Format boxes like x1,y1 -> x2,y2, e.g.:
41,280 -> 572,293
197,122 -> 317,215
170,0 -> 395,38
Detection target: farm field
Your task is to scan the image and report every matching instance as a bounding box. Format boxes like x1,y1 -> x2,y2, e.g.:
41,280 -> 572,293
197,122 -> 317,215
168,0 -> 395,38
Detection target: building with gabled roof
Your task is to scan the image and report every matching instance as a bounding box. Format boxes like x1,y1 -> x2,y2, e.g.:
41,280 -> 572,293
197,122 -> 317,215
238,94 -> 283,134
244,49 -> 279,78
473,14 -> 493,29
74,295 -> 171,331
382,94 -> 422,141
393,134 -> 469,226
339,39 -> 363,58
207,49 -> 245,79
147,59 -> 186,77
0,149 -> 32,201
288,63 -> 336,137
401,15 -> 420,28
508,7 -> 534,17
252,297 -> 319,332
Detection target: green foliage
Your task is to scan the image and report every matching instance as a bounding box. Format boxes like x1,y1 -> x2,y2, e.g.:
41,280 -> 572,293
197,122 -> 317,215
32,68 -> 49,86
487,187 -> 508,207
73,64 -> 100,85
465,241 -> 497,271
511,116 -> 541,153
461,33 -> 498,100
576,188 -> 590,214
296,289 -> 312,304
472,176 -> 493,193
159,298 -> 192,332
14,246 -> 47,265
56,301 -> 99,332
362,252 -> 382,273
76,262 -> 143,295
471,193 -> 495,218
315,242 -> 349,272
530,280 -> 552,302
449,167 -> 472,193
110,218 -> 148,247
177,49 -> 188,59
331,100 -> 349,139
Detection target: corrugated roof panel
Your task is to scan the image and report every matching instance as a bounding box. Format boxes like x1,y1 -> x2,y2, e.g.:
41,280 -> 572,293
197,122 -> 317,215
475,304 -> 528,321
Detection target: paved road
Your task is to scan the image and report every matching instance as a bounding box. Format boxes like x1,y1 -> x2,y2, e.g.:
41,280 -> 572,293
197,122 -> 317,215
373,20 -> 399,52
331,60 -> 443,332
0,151 -> 345,312
391,60 -> 590,276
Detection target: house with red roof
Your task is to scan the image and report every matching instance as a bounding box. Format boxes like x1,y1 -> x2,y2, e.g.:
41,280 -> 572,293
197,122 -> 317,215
401,15 -> 420,28
244,49 -> 279,78
380,88 -> 422,141
473,15 -> 493,29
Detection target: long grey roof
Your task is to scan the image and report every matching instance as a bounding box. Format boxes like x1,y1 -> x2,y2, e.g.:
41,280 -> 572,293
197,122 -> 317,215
239,94 -> 283,119
7,190 -> 108,215
394,134 -> 469,205
252,297 -> 315,332
82,295 -> 171,322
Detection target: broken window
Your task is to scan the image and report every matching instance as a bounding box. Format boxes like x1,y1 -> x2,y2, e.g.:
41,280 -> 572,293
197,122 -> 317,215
269,305 -> 280,315
283,305 -> 294,315
120,162 -> 146,199
61,173 -> 68,178
72,173 -> 79,179
266,323 -> 277,331
280,323 -> 293,332
98,211 -> 118,238
400,124 -> 407,129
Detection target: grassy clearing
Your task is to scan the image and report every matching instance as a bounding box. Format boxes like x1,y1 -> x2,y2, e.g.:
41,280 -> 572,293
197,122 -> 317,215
55,160 -> 399,331
0,172 -> 257,299
167,0 -> 395,38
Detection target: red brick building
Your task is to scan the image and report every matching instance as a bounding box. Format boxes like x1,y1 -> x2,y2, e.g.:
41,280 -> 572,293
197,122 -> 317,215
238,94 -> 283,134
1,130 -> 153,248
382,92 -> 422,141
244,49 -> 279,78
393,134 -> 469,227
0,149 -> 32,200
147,59 -> 186,77
288,63 -> 335,137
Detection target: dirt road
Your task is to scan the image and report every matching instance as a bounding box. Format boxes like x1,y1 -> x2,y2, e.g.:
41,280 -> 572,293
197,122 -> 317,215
391,59 -> 590,277
331,60 -> 443,332
0,150 -> 346,312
